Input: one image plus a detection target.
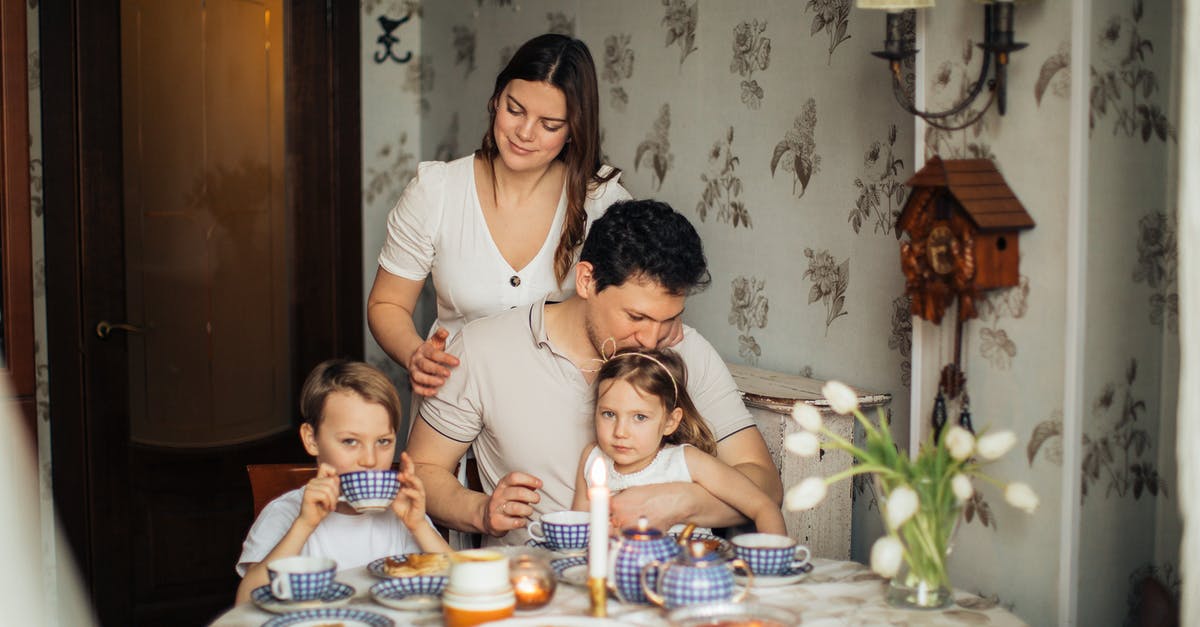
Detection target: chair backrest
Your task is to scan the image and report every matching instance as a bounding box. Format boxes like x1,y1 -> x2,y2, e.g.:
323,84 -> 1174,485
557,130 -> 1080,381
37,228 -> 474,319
246,463 -> 318,517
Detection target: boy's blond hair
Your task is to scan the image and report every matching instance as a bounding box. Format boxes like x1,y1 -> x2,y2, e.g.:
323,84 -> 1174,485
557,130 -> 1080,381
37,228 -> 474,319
299,359 -> 402,432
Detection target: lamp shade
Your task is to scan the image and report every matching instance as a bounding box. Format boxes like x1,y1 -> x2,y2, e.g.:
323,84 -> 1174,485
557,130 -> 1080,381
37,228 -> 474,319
857,0 -> 934,8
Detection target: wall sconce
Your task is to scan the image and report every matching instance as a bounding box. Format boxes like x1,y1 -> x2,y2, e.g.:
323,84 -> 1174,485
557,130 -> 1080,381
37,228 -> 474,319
858,0 -> 1028,129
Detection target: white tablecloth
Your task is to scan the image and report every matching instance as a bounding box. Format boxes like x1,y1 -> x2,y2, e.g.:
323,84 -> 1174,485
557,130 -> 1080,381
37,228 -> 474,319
209,558 -> 1028,626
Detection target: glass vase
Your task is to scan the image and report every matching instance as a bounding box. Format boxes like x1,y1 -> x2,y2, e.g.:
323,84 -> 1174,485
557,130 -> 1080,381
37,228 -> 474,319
886,558 -> 954,610
879,477 -> 959,610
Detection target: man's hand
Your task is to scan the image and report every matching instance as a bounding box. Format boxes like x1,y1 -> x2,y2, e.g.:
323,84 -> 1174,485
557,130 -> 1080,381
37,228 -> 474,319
407,327 -> 461,397
609,483 -> 695,532
299,463 -> 340,529
480,471 -> 543,537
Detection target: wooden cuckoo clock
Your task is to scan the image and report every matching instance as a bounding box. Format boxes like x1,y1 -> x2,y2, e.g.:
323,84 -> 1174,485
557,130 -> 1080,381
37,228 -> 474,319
896,157 -> 1034,325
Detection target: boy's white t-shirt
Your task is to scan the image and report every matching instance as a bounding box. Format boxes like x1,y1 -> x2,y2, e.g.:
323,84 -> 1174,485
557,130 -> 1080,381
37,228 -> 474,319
236,487 -> 426,576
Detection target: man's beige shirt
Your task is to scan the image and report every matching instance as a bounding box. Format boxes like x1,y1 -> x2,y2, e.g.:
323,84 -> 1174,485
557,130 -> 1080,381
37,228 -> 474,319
419,299 -> 756,547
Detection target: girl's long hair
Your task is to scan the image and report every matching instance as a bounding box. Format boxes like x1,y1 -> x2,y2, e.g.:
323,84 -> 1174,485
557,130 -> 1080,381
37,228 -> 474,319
595,348 -> 717,456
477,33 -> 618,284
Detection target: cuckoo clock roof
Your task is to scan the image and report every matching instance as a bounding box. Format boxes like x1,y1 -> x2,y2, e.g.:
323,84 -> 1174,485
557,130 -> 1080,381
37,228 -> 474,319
897,157 -> 1035,234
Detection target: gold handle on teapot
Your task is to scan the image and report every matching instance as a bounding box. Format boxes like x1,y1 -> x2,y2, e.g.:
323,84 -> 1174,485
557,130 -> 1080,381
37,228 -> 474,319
675,523 -> 697,546
731,558 -> 753,603
640,559 -> 670,608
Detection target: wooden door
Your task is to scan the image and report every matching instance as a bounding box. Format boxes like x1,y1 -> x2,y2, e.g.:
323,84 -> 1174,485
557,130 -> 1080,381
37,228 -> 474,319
41,1 -> 361,625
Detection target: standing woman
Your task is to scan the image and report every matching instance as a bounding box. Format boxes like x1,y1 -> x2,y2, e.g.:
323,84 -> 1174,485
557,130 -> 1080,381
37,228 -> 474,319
367,34 -> 635,400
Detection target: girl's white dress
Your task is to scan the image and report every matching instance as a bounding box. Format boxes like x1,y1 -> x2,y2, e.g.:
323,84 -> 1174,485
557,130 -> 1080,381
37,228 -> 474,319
584,444 -> 711,536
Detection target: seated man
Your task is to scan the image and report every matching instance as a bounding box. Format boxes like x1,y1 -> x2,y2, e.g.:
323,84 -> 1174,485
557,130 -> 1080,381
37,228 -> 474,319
408,199 -> 783,545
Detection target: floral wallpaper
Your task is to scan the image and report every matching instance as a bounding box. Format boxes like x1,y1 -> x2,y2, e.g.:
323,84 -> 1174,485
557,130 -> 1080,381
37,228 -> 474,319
660,0 -> 698,66
353,1 -> 1184,624
1074,0 -> 1179,623
409,0 -> 915,577
601,34 -> 635,111
634,103 -> 673,191
728,276 -> 768,364
1132,211 -> 1177,333
26,0 -> 60,619
849,124 -> 905,237
730,20 -> 770,110
770,99 -> 820,199
976,276 -> 1029,371
696,127 -> 749,228
805,0 -> 852,65
361,2 -> 431,412
910,0 -> 1178,624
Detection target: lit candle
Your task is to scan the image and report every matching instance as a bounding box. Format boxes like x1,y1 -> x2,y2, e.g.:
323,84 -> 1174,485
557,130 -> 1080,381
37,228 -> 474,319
512,575 -> 550,608
587,458 -> 609,579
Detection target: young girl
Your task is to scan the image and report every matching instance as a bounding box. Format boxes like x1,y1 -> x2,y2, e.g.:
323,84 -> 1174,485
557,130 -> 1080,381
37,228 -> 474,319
571,348 -> 786,535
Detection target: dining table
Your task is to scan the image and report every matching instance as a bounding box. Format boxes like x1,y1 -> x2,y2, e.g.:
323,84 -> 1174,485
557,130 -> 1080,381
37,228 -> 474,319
210,557 -> 1028,626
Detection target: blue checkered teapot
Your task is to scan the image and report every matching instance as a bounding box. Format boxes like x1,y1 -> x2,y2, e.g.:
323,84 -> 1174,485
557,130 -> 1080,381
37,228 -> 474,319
639,539 -> 753,609
607,517 -> 682,604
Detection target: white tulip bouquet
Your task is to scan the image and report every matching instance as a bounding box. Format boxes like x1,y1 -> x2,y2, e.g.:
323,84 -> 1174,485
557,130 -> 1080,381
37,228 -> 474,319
785,381 -> 1039,608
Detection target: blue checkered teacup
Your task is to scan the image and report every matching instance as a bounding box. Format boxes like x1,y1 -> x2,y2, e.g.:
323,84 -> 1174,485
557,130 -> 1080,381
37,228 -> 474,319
527,511 -> 590,551
339,469 -> 399,513
267,556 -> 336,601
731,533 -> 811,576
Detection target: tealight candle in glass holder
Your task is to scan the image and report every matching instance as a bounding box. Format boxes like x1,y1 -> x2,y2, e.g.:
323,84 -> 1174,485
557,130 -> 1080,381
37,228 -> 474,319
509,552 -> 556,610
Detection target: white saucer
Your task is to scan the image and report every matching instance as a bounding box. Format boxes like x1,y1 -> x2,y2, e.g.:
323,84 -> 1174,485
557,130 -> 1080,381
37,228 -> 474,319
260,607 -> 392,627
549,556 -> 589,587
369,577 -> 446,611
734,563 -> 814,587
250,581 -> 354,614
525,539 -> 587,557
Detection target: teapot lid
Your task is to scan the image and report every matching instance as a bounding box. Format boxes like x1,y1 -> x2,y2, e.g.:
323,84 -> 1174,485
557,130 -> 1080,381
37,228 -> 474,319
620,516 -> 664,540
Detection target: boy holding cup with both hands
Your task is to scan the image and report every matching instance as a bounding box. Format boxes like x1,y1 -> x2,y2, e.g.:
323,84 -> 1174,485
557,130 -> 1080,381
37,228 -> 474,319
234,359 -> 450,603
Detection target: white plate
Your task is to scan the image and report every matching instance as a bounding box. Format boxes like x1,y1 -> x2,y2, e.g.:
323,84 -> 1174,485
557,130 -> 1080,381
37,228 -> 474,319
371,591 -> 441,611
668,601 -> 799,626
734,562 -> 814,587
260,607 -> 393,627
549,556 -> 589,587
366,553 -> 450,579
487,617 -> 630,626
250,582 -> 354,614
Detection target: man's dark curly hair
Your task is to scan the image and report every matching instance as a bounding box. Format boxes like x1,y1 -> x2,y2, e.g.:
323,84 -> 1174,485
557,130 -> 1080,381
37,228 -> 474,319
579,199 -> 710,295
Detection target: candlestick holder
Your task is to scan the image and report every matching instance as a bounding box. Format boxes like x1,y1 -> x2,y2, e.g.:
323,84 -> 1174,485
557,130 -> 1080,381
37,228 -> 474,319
587,576 -> 607,617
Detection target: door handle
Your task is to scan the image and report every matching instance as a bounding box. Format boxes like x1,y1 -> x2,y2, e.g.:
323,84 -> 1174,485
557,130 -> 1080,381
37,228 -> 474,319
96,320 -> 147,339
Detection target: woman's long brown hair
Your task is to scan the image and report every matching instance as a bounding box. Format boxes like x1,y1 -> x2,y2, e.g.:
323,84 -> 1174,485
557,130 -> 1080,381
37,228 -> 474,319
477,33 -> 618,284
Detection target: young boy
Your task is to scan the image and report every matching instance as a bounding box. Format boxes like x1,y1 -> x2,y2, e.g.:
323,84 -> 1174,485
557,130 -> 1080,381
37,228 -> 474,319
235,359 -> 450,603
